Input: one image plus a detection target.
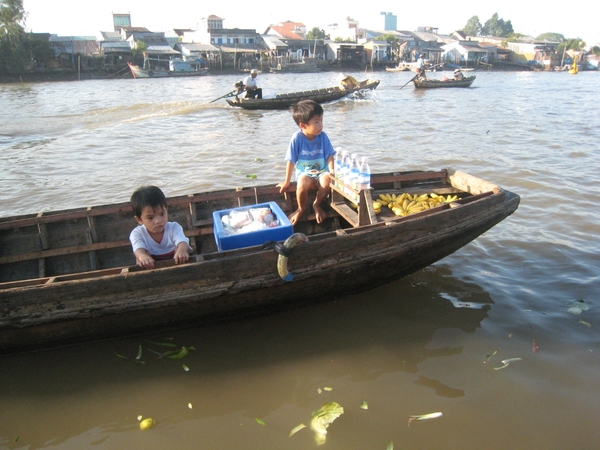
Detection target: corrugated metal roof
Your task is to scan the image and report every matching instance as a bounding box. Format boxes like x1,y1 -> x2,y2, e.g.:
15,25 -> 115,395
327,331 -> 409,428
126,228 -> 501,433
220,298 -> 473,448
145,45 -> 180,55
178,43 -> 219,52
261,35 -> 288,49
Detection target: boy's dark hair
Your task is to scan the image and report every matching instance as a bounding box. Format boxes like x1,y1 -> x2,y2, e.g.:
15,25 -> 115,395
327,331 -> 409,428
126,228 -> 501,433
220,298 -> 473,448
130,186 -> 167,218
290,99 -> 323,126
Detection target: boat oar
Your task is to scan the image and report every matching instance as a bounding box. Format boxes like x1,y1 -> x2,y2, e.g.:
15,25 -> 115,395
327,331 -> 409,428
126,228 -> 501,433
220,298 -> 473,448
399,74 -> 418,90
209,90 -> 238,103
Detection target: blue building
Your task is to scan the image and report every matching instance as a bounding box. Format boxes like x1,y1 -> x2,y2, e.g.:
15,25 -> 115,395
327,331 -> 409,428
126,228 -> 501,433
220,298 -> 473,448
380,12 -> 397,31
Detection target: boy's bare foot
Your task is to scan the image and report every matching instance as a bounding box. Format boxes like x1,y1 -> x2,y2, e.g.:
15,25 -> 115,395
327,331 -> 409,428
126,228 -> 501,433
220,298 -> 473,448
289,209 -> 304,225
313,202 -> 326,224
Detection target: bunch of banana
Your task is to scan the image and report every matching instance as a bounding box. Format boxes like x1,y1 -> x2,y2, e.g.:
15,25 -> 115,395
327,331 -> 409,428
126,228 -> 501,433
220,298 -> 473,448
429,193 -> 459,205
391,198 -> 427,216
349,201 -> 383,214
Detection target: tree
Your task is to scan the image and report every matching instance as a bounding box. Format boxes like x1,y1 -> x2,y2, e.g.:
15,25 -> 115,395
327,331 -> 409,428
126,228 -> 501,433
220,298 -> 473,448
0,0 -> 30,73
462,16 -> 482,36
0,0 -> 26,36
306,27 -> 327,40
556,38 -> 586,54
481,13 -> 513,37
535,32 -> 565,42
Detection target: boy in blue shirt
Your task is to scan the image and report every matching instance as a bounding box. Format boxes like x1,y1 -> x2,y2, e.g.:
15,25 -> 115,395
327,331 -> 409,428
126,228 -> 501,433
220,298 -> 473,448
277,100 -> 336,225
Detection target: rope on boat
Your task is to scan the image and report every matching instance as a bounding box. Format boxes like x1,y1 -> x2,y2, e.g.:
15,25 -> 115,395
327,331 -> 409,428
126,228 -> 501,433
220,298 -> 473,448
262,233 -> 308,282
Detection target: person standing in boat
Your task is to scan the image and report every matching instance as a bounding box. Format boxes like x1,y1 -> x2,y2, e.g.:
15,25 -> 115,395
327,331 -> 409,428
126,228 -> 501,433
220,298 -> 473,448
243,69 -> 262,99
129,186 -> 191,269
415,54 -> 426,80
277,99 -> 336,225
453,68 -> 465,80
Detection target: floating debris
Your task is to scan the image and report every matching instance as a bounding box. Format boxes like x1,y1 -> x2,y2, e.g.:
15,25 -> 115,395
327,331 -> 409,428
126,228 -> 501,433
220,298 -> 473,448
408,412 -> 443,427
387,442 -> 394,450
246,174 -> 257,179
323,387 -> 333,391
484,350 -> 498,363
311,402 -> 344,445
494,358 -> 522,370
254,418 -> 266,426
188,403 -> 193,409
566,299 -> 591,315
182,364 -> 190,371
579,320 -> 592,328
532,339 -> 539,353
139,418 -> 155,430
360,400 -> 369,410
289,423 -> 306,438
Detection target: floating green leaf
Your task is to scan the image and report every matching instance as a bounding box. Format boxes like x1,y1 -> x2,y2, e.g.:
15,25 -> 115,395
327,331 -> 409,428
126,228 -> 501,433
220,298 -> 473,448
166,347 -> 189,359
246,174 -> 257,179
311,402 -> 344,445
136,344 -> 143,360
289,423 -> 306,437
360,400 -> 368,410
255,158 -> 263,162
182,364 -> 190,371
146,340 -> 178,348
323,387 -> 332,391
387,442 -> 394,450
254,418 -> 266,426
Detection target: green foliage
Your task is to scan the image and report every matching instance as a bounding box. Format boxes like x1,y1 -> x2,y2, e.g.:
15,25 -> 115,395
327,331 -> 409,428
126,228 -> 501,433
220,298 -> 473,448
462,16 -> 482,36
535,32 -> 565,42
306,27 -> 327,40
0,0 -> 26,36
334,37 -> 355,43
481,13 -> 513,37
132,40 -> 147,60
557,38 -> 586,54
592,46 -> 600,56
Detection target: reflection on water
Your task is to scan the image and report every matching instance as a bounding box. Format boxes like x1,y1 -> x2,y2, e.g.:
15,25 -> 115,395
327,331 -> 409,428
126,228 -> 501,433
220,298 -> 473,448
0,266 -> 494,449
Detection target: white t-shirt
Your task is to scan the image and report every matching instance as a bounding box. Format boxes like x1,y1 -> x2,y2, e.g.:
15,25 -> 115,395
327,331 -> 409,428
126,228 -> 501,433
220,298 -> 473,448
129,222 -> 190,257
243,75 -> 258,88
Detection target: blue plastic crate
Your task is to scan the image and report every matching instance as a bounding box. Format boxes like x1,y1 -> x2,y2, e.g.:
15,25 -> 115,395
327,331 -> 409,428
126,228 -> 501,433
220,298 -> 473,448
212,201 -> 293,251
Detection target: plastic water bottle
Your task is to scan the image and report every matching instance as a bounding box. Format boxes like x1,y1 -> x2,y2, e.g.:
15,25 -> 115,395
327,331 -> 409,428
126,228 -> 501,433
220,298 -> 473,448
359,157 -> 371,190
340,150 -> 350,184
334,150 -> 342,177
349,153 -> 360,192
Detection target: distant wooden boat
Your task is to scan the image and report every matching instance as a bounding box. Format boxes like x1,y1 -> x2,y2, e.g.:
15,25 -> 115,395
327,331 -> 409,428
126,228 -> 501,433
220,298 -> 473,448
128,59 -> 209,78
0,168 -> 518,354
226,78 -> 380,110
270,57 -> 321,73
414,76 -> 476,89
386,62 -> 413,72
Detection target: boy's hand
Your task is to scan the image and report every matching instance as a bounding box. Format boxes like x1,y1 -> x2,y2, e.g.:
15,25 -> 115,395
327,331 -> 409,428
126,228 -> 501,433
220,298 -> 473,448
276,181 -> 290,193
174,243 -> 190,264
137,253 -> 155,269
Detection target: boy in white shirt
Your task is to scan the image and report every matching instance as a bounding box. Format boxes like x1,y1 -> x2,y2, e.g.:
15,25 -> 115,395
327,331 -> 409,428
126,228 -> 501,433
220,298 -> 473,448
129,186 -> 191,269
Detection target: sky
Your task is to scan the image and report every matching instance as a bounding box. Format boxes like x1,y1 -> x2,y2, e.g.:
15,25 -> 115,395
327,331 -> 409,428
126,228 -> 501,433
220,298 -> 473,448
21,0 -> 599,46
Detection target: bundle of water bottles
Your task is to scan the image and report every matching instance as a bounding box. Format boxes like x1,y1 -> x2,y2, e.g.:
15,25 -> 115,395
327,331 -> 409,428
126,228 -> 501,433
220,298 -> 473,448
333,149 -> 371,200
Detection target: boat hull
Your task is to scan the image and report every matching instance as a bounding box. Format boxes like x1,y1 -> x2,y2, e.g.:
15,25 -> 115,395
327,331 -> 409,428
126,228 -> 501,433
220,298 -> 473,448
226,79 -> 380,110
413,76 -> 476,88
0,169 -> 518,354
128,63 -> 208,78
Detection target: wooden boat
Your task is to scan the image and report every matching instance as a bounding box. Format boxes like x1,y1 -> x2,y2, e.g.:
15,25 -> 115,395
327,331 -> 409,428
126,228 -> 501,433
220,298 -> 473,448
128,59 -> 209,79
386,62 -> 413,72
0,169 -> 519,354
225,79 -> 380,110
270,57 -> 321,73
413,76 -> 476,89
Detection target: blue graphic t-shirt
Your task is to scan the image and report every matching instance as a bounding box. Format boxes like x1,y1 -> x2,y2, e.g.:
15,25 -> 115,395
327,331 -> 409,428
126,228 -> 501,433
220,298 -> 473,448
285,130 -> 336,179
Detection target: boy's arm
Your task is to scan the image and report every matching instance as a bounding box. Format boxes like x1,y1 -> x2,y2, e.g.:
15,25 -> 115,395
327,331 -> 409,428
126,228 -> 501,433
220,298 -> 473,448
134,248 -> 156,269
276,161 -> 295,193
174,241 -> 190,264
327,155 -> 335,174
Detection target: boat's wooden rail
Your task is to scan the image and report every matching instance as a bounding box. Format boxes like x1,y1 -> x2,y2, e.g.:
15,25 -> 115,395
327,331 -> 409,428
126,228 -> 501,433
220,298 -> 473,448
329,169 -> 451,227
